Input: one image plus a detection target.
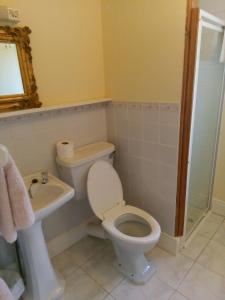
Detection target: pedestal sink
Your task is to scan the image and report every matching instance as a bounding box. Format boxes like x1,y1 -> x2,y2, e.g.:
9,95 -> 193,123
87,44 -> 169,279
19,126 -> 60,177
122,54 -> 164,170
18,172 -> 75,300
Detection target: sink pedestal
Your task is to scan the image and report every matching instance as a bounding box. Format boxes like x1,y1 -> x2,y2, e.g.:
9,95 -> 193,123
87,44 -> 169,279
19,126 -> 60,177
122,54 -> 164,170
18,221 -> 64,300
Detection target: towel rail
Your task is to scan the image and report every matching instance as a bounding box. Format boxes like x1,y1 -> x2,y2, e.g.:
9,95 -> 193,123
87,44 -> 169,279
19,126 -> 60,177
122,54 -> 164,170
0,144 -> 9,168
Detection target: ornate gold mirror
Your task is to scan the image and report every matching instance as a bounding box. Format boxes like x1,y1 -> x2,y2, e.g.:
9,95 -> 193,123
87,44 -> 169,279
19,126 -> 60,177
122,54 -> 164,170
0,26 -> 41,112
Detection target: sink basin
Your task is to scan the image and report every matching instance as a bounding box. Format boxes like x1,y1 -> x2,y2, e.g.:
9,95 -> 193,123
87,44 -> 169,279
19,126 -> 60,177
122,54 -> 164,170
18,172 -> 75,300
23,172 -> 74,221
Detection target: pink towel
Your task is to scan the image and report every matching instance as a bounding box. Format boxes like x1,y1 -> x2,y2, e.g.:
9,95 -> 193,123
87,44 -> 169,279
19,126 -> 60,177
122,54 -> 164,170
0,154 -> 34,243
0,278 -> 14,300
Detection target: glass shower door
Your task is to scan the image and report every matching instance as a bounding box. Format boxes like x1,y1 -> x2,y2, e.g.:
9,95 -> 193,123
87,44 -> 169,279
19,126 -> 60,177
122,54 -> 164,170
186,13 -> 225,235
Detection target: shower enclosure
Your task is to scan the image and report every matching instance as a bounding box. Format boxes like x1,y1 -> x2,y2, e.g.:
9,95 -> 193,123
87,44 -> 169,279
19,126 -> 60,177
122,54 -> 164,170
185,10 -> 225,236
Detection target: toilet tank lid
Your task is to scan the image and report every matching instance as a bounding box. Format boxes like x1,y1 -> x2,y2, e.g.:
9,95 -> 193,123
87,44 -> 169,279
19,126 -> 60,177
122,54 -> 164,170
56,142 -> 115,168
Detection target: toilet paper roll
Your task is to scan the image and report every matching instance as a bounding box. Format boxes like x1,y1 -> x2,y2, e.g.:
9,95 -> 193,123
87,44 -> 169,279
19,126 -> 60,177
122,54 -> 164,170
56,140 -> 74,158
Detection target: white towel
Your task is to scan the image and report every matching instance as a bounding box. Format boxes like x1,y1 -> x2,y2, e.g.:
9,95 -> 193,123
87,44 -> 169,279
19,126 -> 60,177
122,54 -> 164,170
0,278 -> 14,300
0,154 -> 34,243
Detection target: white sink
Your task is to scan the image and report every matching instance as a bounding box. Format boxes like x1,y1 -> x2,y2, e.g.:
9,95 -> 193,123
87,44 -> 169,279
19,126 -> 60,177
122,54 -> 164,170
18,172 -> 75,300
23,172 -> 74,221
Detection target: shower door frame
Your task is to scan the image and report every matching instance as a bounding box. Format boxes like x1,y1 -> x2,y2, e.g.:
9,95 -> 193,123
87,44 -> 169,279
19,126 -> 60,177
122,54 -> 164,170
176,6 -> 225,237
184,11 -> 225,237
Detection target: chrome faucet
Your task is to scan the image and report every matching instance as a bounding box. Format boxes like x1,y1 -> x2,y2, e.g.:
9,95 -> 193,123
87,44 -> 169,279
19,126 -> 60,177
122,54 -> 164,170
41,171 -> 49,184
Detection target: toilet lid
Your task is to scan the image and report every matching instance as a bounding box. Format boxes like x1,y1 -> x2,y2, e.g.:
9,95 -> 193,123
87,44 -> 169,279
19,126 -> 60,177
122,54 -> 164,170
87,161 -> 124,220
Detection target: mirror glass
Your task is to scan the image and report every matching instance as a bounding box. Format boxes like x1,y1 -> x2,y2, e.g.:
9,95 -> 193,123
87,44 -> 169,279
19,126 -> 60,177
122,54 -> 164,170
0,42 -> 24,96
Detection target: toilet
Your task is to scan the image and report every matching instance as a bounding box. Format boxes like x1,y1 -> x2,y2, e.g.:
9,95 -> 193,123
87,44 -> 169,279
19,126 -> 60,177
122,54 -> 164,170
56,141 -> 161,284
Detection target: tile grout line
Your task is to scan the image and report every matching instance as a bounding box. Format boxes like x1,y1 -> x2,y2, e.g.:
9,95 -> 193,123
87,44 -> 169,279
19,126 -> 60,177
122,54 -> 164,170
77,262 -> 112,297
174,258 -> 195,294
77,242 -> 125,296
79,261 -> 125,297
168,289 -> 190,300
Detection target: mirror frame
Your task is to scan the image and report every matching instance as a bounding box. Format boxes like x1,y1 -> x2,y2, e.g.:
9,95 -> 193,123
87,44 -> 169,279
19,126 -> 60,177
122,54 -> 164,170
0,26 -> 42,112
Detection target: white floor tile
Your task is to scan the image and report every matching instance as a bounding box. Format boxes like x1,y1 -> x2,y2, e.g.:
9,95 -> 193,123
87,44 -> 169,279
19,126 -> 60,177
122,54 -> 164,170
62,268 -> 107,300
103,295 -> 115,300
82,246 -> 124,292
52,251 -> 79,278
169,291 -> 188,300
181,234 -> 209,260
111,275 -> 174,300
197,240 -> 225,277
178,263 -> 225,300
197,214 -> 224,239
67,236 -> 107,266
147,247 -> 193,289
213,220 -> 225,247
51,216 -> 225,300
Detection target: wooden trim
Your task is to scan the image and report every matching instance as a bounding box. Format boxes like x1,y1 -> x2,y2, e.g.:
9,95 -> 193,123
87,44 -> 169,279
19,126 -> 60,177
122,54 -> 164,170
191,0 -> 199,9
175,3 -> 200,236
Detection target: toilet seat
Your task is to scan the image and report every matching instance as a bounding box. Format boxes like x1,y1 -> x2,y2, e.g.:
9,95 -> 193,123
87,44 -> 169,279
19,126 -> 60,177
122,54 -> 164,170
102,205 -> 161,246
87,160 -> 125,220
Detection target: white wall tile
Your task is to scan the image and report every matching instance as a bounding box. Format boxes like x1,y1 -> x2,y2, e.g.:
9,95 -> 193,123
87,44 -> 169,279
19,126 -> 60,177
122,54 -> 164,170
142,103 -> 159,124
128,103 -> 143,121
128,120 -> 143,140
117,119 -> 129,138
115,102 -> 128,121
159,145 -> 178,166
160,125 -> 179,146
159,164 -> 177,185
144,123 -> 160,143
129,139 -> 143,157
142,142 -> 160,161
142,160 -> 159,181
159,104 -> 180,125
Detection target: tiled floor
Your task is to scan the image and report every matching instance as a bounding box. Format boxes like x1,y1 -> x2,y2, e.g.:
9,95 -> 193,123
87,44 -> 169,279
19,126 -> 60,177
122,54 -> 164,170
52,213 -> 225,300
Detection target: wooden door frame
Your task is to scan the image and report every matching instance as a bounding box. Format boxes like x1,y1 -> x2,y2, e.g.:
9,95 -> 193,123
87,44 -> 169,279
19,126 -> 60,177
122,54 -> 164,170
175,0 -> 200,236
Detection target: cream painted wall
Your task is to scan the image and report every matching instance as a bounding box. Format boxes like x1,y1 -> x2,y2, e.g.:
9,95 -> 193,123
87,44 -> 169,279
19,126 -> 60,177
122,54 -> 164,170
0,0 -> 105,106
200,0 -> 225,202
101,0 -> 186,103
0,1 -> 187,105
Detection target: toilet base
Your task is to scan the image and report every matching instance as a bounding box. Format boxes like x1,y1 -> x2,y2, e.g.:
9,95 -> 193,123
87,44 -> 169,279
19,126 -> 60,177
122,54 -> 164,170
113,243 -> 156,284
115,259 -> 155,284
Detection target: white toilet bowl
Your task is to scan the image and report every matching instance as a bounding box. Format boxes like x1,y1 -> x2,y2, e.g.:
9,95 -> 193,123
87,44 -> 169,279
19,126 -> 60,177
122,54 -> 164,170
87,160 -> 161,284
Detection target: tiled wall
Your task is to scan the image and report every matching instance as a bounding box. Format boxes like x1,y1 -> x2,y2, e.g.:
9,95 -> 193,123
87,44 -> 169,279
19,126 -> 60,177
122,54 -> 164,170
0,103 -> 107,241
0,100 -> 180,244
106,102 -> 180,235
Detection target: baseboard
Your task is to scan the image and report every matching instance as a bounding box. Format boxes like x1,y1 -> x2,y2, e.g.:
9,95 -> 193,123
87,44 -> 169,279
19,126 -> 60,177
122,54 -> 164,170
158,232 -> 181,255
212,198 -> 225,217
47,221 -> 88,258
